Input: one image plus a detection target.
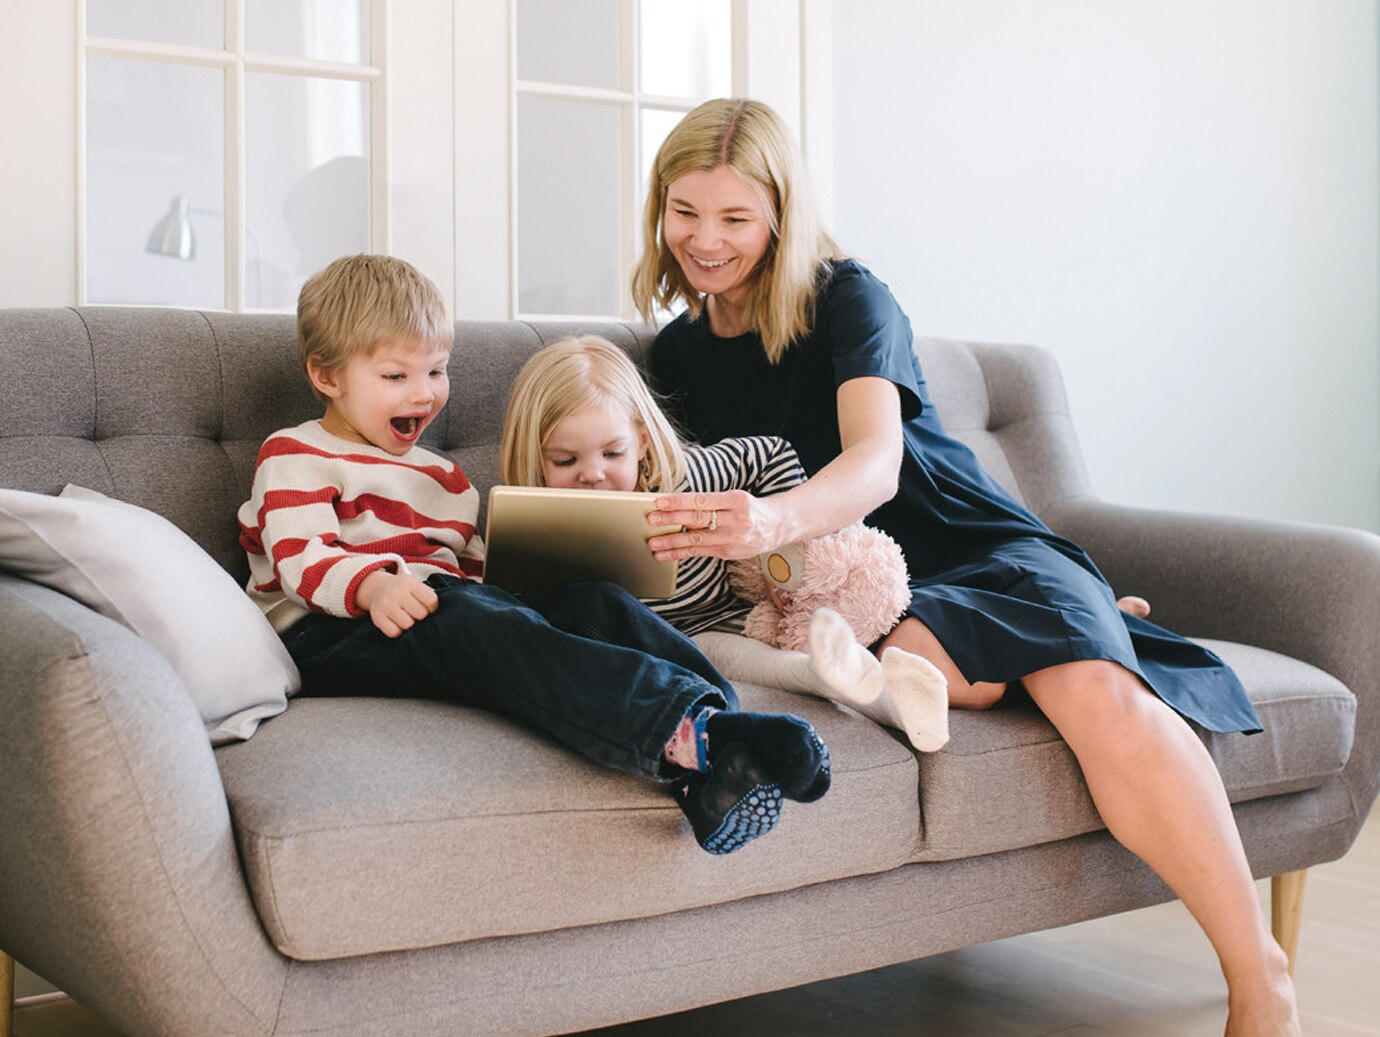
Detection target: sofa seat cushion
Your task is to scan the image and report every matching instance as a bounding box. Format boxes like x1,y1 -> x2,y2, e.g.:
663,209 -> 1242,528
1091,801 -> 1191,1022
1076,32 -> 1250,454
216,684 -> 917,962
911,639 -> 1356,862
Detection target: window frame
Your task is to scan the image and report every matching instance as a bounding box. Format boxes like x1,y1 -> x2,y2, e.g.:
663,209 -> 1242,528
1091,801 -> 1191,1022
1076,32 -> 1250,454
0,2 -> 824,317
508,0 -> 729,323
77,0 -> 388,312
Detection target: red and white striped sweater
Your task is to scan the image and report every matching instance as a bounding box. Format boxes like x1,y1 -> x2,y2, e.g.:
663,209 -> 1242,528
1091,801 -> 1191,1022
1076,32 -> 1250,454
238,420 -> 485,632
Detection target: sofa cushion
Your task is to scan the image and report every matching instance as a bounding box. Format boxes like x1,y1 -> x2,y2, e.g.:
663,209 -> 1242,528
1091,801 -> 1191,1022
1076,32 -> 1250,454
216,683 -> 918,961
0,483 -> 298,744
910,639 -> 1356,861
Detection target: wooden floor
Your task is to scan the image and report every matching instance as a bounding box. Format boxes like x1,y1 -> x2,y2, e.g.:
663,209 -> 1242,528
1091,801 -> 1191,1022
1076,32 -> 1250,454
13,807 -> 1378,1037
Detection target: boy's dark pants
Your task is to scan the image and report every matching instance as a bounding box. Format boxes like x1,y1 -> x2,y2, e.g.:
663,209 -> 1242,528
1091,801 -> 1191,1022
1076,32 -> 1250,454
281,576 -> 739,780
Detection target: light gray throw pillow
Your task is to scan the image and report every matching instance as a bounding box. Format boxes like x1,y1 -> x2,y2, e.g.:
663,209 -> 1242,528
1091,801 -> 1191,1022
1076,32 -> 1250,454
0,484 -> 298,743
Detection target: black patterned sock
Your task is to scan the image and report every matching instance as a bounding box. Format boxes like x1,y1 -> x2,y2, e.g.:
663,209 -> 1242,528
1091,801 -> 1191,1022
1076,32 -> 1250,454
705,710 -> 831,802
672,742 -> 782,854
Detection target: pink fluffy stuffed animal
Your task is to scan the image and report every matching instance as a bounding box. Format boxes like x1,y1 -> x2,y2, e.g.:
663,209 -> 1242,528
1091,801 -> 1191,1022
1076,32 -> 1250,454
729,523 -> 912,652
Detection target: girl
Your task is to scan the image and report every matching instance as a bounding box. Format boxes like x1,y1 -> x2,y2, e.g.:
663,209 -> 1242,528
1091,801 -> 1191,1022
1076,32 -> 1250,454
632,98 -> 1298,1036
498,335 -> 953,751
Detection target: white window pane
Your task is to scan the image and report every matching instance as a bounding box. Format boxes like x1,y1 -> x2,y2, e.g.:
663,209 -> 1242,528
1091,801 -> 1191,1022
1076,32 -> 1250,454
245,73 -> 369,308
245,0 -> 370,65
638,0 -> 730,98
86,56 -> 224,308
639,108 -> 685,201
86,0 -> 223,49
518,98 -> 620,316
517,0 -> 619,89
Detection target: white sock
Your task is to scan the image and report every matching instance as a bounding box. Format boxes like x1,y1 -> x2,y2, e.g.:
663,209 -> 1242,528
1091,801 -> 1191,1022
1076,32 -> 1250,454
853,647 -> 950,753
695,616 -> 950,754
807,607 -> 885,707
693,618 -> 883,709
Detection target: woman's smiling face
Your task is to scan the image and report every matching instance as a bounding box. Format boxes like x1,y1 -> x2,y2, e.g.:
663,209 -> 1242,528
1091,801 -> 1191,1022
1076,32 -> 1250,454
662,165 -> 773,309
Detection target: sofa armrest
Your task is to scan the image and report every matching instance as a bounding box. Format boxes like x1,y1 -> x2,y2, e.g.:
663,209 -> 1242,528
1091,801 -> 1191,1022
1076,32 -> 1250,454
1043,498 -> 1380,833
0,574 -> 285,1037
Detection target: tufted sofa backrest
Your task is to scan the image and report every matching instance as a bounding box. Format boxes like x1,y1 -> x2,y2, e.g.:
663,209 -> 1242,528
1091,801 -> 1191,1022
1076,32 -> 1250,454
0,308 -> 1092,584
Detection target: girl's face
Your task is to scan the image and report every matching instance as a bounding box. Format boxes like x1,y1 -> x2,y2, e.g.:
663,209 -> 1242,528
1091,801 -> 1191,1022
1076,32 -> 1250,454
541,400 -> 648,492
662,164 -> 773,308
310,339 -> 450,456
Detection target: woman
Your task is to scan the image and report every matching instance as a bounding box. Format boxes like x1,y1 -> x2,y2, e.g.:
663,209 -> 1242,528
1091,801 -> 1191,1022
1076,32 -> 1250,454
633,98 -> 1299,1036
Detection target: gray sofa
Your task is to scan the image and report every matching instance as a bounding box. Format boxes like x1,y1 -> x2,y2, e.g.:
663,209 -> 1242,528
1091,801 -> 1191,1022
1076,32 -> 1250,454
0,306 -> 1375,1037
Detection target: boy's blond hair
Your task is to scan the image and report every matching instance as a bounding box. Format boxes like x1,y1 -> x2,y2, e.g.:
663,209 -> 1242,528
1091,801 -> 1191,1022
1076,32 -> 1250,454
631,98 -> 842,364
297,254 -> 453,400
500,336 -> 688,493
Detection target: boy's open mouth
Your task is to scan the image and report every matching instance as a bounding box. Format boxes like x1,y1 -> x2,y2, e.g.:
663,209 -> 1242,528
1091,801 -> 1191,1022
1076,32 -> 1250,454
390,416 -> 422,439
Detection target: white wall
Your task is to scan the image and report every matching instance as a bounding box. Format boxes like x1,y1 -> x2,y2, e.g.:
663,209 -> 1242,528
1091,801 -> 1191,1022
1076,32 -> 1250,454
0,0 -> 78,307
831,0 -> 1380,532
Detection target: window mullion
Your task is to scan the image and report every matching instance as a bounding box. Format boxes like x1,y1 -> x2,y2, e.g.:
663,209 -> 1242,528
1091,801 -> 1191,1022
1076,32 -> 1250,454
513,80 -> 631,103
507,0 -> 519,318
84,37 -> 235,68
620,0 -> 637,321
243,55 -> 382,81
371,0 -> 390,256
225,0 -> 244,310
731,0 -> 748,95
76,2 -> 89,304
633,94 -> 695,112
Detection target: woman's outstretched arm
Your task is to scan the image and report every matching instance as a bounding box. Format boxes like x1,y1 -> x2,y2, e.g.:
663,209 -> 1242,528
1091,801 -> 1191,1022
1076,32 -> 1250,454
650,376 -> 903,561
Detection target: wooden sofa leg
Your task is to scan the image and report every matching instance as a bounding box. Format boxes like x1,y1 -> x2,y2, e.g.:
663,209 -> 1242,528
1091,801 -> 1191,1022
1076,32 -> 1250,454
1271,869 -> 1307,975
2,948 -> 13,1037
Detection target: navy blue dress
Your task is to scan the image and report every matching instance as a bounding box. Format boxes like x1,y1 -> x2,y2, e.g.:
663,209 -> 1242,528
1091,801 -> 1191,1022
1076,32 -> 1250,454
651,260 -> 1261,734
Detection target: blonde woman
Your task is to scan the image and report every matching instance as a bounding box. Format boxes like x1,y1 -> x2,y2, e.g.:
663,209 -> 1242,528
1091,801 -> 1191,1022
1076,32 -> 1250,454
633,99 -> 1298,1036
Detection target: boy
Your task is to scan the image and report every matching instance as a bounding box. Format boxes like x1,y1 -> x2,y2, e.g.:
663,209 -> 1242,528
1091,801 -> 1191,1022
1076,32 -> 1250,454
237,254 -> 831,854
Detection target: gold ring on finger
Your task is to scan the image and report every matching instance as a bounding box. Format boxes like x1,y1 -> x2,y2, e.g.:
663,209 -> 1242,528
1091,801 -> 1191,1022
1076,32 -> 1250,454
707,511 -> 718,532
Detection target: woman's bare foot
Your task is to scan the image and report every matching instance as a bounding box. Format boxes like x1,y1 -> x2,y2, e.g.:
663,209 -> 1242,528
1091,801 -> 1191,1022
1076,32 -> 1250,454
1117,594 -> 1151,619
1224,954 -> 1301,1037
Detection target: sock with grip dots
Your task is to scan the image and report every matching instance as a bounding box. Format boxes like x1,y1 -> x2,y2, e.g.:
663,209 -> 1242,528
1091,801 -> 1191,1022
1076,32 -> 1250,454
672,742 -> 783,854
665,706 -> 831,803
704,709 -> 830,803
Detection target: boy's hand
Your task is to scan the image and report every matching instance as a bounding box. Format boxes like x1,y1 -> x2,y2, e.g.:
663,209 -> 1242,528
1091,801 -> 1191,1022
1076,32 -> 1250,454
356,570 -> 439,638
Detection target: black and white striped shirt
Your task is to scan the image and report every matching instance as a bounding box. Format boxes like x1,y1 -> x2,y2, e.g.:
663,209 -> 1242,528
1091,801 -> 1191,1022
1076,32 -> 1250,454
644,436 -> 804,635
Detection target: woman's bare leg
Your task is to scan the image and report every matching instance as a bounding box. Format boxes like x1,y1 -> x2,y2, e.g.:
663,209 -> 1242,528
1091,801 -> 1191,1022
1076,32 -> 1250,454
1022,659 -> 1299,1037
877,616 -> 1007,709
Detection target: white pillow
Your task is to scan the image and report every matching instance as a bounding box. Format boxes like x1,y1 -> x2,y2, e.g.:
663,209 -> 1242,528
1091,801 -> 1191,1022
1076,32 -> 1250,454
0,484 -> 298,744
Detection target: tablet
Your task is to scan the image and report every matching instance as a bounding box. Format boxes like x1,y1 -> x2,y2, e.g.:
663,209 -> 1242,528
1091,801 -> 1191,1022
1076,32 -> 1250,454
482,485 -> 681,598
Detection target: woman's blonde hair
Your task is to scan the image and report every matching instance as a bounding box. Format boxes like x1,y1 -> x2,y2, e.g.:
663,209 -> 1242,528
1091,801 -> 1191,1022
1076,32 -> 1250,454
499,336 -> 688,492
631,98 -> 841,364
297,254 -> 453,401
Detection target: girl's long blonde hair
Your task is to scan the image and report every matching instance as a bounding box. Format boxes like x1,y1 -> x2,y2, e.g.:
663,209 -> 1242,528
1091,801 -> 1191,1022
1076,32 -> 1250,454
631,98 -> 841,364
499,336 -> 688,493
